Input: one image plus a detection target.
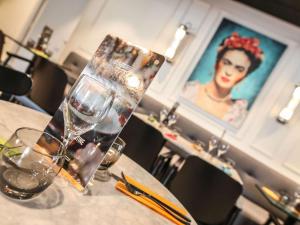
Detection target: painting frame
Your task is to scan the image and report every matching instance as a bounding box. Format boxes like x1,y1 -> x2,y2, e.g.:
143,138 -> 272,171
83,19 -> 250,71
176,15 -> 288,130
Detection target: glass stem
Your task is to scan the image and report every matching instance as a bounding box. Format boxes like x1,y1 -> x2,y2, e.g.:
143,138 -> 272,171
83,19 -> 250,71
62,132 -> 75,162
62,131 -> 75,149
62,138 -> 71,149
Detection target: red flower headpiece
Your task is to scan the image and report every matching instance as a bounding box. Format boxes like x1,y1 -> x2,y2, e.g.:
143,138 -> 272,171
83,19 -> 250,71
219,32 -> 264,60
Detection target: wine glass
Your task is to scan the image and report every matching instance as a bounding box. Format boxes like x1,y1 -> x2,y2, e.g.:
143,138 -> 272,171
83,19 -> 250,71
95,137 -> 126,182
217,143 -> 230,159
292,186 -> 300,205
159,109 -> 168,124
208,136 -> 218,155
62,74 -> 115,149
167,114 -> 178,127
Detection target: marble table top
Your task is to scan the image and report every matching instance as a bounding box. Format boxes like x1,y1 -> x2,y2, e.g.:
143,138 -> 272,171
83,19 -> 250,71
0,100 -> 196,225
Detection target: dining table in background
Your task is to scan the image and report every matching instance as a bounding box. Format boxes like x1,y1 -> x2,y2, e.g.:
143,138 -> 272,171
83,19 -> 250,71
256,185 -> 300,225
133,112 -> 243,185
0,100 -> 196,225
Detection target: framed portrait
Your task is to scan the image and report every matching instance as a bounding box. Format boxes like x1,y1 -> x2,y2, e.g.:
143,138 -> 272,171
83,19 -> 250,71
180,18 -> 287,128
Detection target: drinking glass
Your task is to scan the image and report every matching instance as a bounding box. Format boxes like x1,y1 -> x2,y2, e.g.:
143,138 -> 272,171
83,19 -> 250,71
0,127 -> 65,200
294,187 -> 300,199
62,74 -> 115,149
148,112 -> 158,123
224,158 -> 236,167
95,137 -> 126,182
278,190 -> 290,205
291,186 -> 300,208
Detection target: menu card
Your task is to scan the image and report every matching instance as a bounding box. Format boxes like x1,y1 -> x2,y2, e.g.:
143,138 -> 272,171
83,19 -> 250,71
43,35 -> 165,190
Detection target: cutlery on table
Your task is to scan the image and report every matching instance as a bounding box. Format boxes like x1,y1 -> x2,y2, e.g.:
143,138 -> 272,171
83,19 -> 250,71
121,172 -> 191,225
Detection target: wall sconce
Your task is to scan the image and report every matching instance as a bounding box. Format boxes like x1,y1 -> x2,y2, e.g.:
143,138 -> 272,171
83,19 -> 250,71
165,24 -> 188,63
277,84 -> 300,124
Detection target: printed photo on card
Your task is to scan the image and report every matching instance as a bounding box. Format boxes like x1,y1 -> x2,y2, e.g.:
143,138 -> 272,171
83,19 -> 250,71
42,35 -> 165,190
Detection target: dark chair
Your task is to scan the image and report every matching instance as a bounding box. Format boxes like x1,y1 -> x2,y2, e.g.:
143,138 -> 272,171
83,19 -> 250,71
118,115 -> 166,172
0,30 -> 33,67
160,155 -> 185,186
0,36 -> 67,114
27,57 -> 68,115
0,65 -> 32,96
2,52 -> 32,69
151,150 -> 175,179
169,156 -> 243,225
151,149 -> 186,187
0,30 -> 5,61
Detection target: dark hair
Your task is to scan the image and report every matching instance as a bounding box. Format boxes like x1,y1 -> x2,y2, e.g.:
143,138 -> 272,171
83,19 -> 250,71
216,46 -> 262,75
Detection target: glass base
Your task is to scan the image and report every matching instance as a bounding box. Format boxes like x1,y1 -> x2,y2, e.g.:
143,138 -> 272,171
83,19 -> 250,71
95,168 -> 111,182
0,167 -> 50,200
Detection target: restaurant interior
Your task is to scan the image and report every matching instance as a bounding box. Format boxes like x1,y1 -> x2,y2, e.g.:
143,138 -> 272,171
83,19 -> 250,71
0,0 -> 300,225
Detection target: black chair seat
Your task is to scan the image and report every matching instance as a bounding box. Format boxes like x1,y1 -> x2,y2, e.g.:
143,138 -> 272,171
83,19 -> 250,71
169,156 -> 243,225
0,65 -> 31,96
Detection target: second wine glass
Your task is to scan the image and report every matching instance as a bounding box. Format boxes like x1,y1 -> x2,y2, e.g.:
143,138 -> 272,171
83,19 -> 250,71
95,137 -> 126,182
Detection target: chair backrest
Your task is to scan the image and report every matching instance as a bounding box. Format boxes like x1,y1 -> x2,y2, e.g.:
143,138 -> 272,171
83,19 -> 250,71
0,30 -> 4,60
119,115 -> 166,171
29,57 -> 67,115
63,52 -> 88,74
0,65 -> 32,95
62,52 -> 88,84
169,156 -> 243,225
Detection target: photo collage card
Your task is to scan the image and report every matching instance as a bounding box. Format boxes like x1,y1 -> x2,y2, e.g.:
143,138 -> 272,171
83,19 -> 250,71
42,35 -> 165,190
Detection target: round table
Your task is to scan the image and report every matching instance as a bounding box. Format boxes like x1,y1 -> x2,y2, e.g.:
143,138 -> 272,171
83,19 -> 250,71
0,100 -> 196,225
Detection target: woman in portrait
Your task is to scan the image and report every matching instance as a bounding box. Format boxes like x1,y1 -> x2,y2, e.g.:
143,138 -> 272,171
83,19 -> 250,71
182,32 -> 264,126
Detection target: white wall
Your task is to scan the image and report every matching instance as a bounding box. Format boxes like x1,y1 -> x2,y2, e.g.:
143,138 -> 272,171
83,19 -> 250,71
24,0 -> 88,62
8,0 -> 89,71
0,0 -> 43,60
60,0 -> 189,60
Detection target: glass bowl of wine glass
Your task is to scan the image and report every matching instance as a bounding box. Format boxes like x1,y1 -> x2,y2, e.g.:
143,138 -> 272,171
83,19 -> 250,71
0,127 -> 65,200
62,74 -> 115,149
